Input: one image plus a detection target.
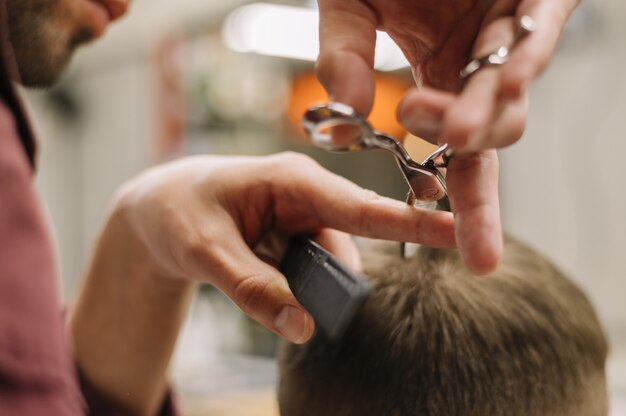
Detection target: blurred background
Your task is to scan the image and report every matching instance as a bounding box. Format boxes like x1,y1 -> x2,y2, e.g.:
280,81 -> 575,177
23,0 -> 626,414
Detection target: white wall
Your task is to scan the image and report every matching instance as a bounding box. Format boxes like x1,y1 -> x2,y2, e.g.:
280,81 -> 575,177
498,0 -> 626,395
31,58 -> 157,298
499,0 -> 626,331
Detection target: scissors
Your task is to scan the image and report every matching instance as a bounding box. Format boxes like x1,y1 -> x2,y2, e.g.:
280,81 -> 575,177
302,102 -> 452,208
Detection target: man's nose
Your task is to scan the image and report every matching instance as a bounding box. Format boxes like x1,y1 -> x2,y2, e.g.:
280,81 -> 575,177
105,0 -> 130,21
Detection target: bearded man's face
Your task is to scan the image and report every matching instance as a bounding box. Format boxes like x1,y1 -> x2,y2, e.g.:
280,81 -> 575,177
5,0 -> 128,87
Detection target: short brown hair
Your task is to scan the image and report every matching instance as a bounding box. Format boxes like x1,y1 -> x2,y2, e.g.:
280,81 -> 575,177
278,236 -> 608,416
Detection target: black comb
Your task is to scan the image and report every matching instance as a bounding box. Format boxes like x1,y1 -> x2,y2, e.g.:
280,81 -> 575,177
280,236 -> 371,340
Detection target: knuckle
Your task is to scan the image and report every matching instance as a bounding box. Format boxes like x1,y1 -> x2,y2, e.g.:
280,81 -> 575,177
274,151 -> 318,169
361,188 -> 382,204
232,274 -> 272,315
179,233 -> 219,279
269,152 -> 321,185
185,238 -> 210,268
110,176 -> 154,220
356,189 -> 382,229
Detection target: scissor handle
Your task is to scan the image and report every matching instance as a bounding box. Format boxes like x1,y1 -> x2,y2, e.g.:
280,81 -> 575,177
302,103 -> 451,204
302,102 -> 376,151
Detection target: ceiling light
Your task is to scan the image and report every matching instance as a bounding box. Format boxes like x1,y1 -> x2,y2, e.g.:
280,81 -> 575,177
222,3 -> 410,72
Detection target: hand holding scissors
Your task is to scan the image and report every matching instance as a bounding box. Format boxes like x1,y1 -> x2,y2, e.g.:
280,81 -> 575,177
304,103 -> 501,274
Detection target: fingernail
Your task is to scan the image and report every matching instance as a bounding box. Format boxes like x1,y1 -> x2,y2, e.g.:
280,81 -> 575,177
275,306 -> 309,344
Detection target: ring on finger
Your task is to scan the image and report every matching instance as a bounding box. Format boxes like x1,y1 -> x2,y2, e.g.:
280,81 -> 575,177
459,46 -> 509,80
459,15 -> 536,81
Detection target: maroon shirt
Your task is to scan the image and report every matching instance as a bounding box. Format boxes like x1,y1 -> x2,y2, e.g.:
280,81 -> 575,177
0,3 -> 175,414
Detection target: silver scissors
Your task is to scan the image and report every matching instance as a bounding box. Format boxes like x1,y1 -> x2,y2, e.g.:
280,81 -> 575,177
302,102 -> 452,209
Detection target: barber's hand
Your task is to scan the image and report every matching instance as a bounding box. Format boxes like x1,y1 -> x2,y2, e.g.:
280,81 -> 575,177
114,153 -> 454,344
317,0 -> 578,274
317,0 -> 578,148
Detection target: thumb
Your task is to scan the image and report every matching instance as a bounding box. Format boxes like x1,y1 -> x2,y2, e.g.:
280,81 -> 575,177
316,0 -> 378,115
207,233 -> 314,344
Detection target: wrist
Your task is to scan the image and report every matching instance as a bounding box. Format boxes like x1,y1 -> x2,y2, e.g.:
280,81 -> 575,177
71,203 -> 195,415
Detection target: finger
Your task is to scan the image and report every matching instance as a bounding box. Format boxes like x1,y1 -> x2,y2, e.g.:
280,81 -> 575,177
500,0 -> 580,99
443,16 -> 518,150
474,92 -> 529,149
398,86 -> 528,149
313,228 -> 362,271
190,218 -> 314,344
266,153 -> 456,248
397,86 -> 455,144
316,0 -> 378,115
313,184 -> 455,248
446,150 -> 502,275
446,89 -> 529,151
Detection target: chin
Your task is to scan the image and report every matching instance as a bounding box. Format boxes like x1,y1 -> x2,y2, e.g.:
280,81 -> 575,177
7,6 -> 95,88
19,72 -> 67,89
16,53 -> 74,89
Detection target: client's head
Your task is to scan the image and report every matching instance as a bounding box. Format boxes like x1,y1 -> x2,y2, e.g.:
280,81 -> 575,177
278,236 -> 609,416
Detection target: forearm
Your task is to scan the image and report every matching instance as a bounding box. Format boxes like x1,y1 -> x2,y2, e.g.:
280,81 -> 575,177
69,209 -> 195,416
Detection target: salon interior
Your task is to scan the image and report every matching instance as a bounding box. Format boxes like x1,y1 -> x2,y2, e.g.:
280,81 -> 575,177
24,0 -> 626,414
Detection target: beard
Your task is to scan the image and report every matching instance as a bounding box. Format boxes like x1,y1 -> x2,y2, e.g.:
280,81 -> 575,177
5,0 -> 95,87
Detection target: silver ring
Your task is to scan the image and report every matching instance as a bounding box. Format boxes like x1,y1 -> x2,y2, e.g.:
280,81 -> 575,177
459,46 -> 509,80
518,15 -> 537,36
459,15 -> 536,81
